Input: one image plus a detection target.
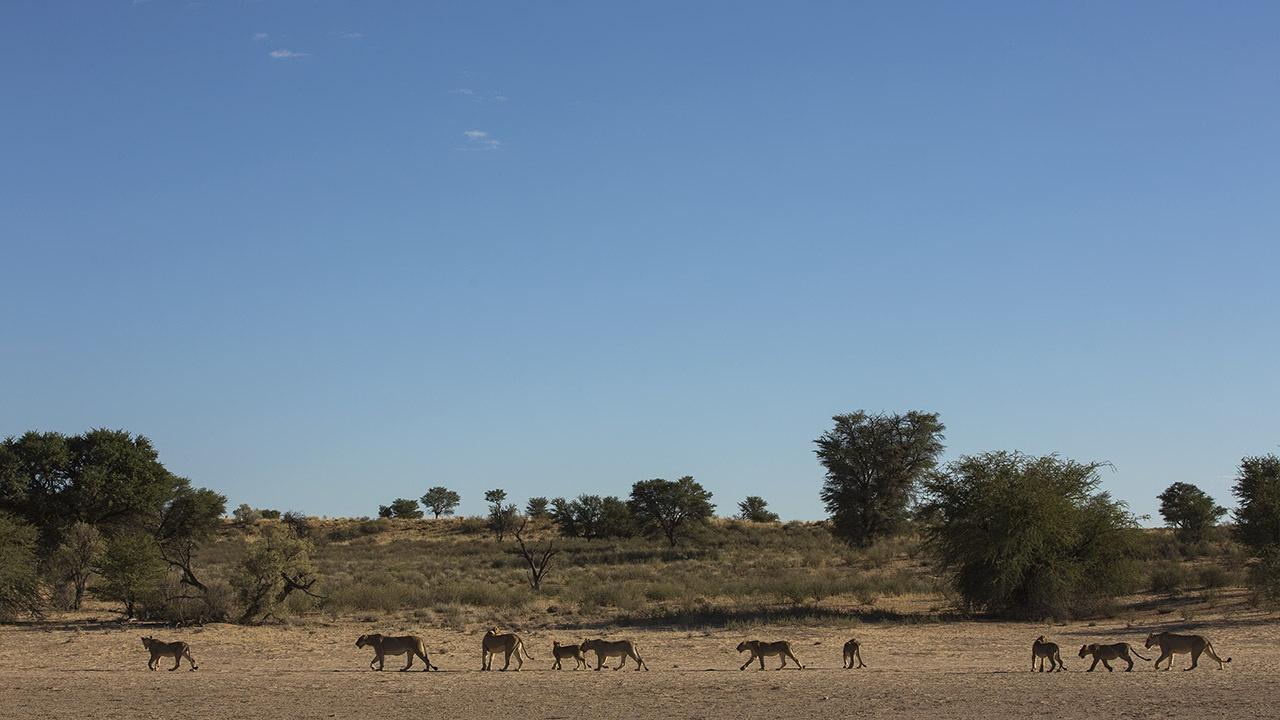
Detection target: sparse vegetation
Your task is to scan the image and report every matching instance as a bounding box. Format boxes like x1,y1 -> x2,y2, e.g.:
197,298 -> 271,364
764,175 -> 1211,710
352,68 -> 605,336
378,498 -> 424,519
0,512 -> 42,620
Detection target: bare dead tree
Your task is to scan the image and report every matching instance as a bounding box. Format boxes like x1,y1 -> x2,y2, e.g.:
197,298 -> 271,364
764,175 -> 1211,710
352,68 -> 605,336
512,519 -> 558,591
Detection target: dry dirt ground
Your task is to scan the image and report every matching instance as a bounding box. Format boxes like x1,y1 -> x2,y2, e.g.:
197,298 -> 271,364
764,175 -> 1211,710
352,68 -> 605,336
1,613 -> 1276,720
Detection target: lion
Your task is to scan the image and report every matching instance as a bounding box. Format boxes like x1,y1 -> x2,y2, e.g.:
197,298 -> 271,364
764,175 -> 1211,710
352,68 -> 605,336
1144,632 -> 1231,671
481,628 -> 533,671
1031,636 -> 1065,672
1078,642 -> 1150,672
552,640 -> 587,670
843,638 -> 866,669
580,638 -> 649,671
355,633 -> 438,672
141,636 -> 198,671
736,640 -> 804,671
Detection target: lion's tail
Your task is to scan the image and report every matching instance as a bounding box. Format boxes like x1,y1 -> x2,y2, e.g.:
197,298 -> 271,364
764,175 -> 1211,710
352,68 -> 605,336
1205,641 -> 1232,665
1130,647 -> 1152,662
521,640 -> 534,660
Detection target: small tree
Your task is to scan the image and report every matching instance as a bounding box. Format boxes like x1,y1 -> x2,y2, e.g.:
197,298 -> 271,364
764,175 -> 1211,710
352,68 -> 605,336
232,503 -> 262,526
0,511 -> 42,620
817,411 -> 946,547
1233,454 -> 1280,553
526,497 -> 550,519
511,519 -> 558,590
231,525 -> 320,623
737,496 -> 779,523
1157,482 -> 1226,545
485,489 -> 519,541
51,521 -> 104,609
155,483 -> 226,593
600,496 -> 636,538
420,487 -> 461,519
259,509 -> 281,520
281,511 -> 311,539
96,532 -> 166,618
628,477 -> 714,547
378,498 -> 424,519
923,452 -> 1138,619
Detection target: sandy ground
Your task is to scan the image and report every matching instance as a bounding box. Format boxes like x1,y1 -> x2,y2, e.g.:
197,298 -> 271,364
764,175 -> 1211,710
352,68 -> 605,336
1,614 -> 1276,719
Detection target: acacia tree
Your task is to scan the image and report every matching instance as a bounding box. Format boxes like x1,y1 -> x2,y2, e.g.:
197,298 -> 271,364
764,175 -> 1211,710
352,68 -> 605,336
1157,482 -> 1226,545
51,521 -> 103,609
922,452 -> 1138,619
378,498 -> 423,519
511,519 -> 558,590
421,486 -> 461,518
816,411 -> 945,547
155,483 -> 226,594
737,496 -> 779,523
1233,454 -> 1280,553
525,497 -> 550,519
485,489 -> 519,541
628,477 -> 714,547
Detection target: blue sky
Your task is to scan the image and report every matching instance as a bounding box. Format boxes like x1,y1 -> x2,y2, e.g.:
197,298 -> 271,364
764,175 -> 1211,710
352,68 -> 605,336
2,1 -> 1277,521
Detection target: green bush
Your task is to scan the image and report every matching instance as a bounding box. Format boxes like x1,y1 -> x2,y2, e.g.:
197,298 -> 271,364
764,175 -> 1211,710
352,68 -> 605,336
922,452 -> 1139,620
1197,565 -> 1232,589
0,512 -> 42,620
1148,562 -> 1186,595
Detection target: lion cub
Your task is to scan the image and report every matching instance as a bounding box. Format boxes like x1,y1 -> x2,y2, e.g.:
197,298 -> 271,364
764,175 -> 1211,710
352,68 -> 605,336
1031,636 -> 1065,672
551,640 -> 587,670
843,638 -> 866,669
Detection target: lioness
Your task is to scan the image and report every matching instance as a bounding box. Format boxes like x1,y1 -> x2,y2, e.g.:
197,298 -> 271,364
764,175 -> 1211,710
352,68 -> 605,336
141,636 -> 198,671
1144,632 -> 1232,671
355,633 -> 438,672
580,638 -> 649,671
843,638 -> 866,669
552,640 -> 587,670
736,640 -> 803,671
1031,636 -> 1065,672
481,628 -> 533,671
1078,642 -> 1150,672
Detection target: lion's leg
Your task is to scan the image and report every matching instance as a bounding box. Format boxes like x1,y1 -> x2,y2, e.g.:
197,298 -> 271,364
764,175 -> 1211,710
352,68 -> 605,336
186,650 -> 198,670
170,654 -> 181,671
148,654 -> 157,670
402,653 -> 413,671
595,654 -> 604,671
614,654 -> 627,670
1122,655 -> 1133,672
1086,657 -> 1098,672
1187,648 -> 1201,671
757,654 -> 766,670
740,655 -> 752,671
500,648 -> 512,671
553,656 -> 561,670
787,651 -> 803,669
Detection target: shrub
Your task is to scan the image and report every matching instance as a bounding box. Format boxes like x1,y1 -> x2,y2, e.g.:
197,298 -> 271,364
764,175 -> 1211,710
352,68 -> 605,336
737,496 -> 780,523
377,498 -> 423,519
50,521 -> 103,609
923,451 -> 1139,619
96,531 -> 167,618
0,512 -> 42,620
282,511 -> 312,539
1197,565 -> 1232,590
232,526 -> 318,622
1148,562 -> 1186,595
260,509 -> 282,520
232,503 -> 262,526
1248,546 -> 1280,606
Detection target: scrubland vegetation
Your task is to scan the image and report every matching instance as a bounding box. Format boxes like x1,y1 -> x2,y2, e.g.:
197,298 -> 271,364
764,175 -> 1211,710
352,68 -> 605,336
3,419 -> 1279,629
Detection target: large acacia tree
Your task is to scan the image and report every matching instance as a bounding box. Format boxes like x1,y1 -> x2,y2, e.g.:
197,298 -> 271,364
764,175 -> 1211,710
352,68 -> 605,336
1157,482 -> 1226,545
816,411 -> 945,546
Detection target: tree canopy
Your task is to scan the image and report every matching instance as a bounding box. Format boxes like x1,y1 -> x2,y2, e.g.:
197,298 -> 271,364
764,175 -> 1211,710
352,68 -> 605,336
816,411 -> 945,546
1157,482 -> 1226,544
628,477 -> 714,547
420,486 -> 460,518
1233,454 -> 1280,554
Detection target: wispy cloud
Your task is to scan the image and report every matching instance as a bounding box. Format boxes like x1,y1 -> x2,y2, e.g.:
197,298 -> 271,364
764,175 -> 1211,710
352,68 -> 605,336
269,49 -> 308,59
449,88 -> 508,103
460,130 -> 501,150
252,32 -> 269,41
